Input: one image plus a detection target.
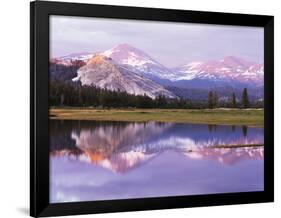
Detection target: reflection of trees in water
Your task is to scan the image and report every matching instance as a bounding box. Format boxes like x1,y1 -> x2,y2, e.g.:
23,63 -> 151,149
50,120 -> 263,173
208,124 -> 218,132
51,121 -> 260,156
50,120 -> 132,153
50,120 -> 172,158
242,125 -> 248,137
208,124 -> 248,138
50,120 -> 77,152
51,120 -> 261,153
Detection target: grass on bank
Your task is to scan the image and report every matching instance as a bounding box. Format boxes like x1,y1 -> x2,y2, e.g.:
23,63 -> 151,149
49,108 -> 264,127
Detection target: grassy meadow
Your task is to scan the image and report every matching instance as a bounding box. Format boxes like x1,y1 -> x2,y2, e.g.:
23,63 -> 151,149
49,108 -> 264,127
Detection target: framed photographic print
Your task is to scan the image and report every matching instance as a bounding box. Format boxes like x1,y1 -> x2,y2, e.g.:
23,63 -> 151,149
30,1 -> 274,217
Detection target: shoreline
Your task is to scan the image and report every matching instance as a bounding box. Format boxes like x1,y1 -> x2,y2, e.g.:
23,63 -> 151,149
210,144 -> 264,149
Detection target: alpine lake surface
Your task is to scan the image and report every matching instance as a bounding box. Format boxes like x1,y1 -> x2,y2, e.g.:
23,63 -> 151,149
50,119 -> 264,203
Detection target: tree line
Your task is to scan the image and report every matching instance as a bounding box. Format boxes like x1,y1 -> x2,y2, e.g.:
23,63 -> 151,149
50,80 -> 263,109
207,88 -> 254,109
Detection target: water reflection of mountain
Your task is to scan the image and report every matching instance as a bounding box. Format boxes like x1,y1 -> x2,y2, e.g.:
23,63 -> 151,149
184,147 -> 263,165
71,121 -> 171,160
50,120 -> 264,173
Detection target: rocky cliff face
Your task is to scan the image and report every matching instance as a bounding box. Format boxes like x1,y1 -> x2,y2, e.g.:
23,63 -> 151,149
73,55 -> 176,99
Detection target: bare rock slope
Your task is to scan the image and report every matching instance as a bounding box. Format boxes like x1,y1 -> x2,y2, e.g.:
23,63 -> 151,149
74,55 -> 176,99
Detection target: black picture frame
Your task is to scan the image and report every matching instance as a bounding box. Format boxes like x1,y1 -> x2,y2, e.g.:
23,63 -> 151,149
30,1 -> 274,217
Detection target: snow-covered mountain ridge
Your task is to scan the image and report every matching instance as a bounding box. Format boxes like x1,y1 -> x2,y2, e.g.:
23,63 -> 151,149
52,43 -> 263,86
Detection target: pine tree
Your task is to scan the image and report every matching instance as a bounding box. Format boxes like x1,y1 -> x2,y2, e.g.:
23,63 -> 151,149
60,94 -> 64,106
208,91 -> 214,109
242,88 -> 249,108
232,92 -> 237,108
213,92 -> 218,108
155,94 -> 167,108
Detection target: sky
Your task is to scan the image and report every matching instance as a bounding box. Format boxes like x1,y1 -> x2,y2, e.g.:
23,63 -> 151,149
50,15 -> 264,68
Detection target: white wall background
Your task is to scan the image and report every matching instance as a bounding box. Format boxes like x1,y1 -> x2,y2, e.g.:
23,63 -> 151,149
0,0 -> 279,217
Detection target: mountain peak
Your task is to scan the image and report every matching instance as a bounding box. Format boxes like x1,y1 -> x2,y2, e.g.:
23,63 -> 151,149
114,43 -> 134,49
73,53 -> 175,99
175,56 -> 263,85
221,56 -> 256,68
100,43 -> 176,80
87,54 -> 113,65
103,43 -> 149,58
223,55 -> 241,61
59,51 -> 92,58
